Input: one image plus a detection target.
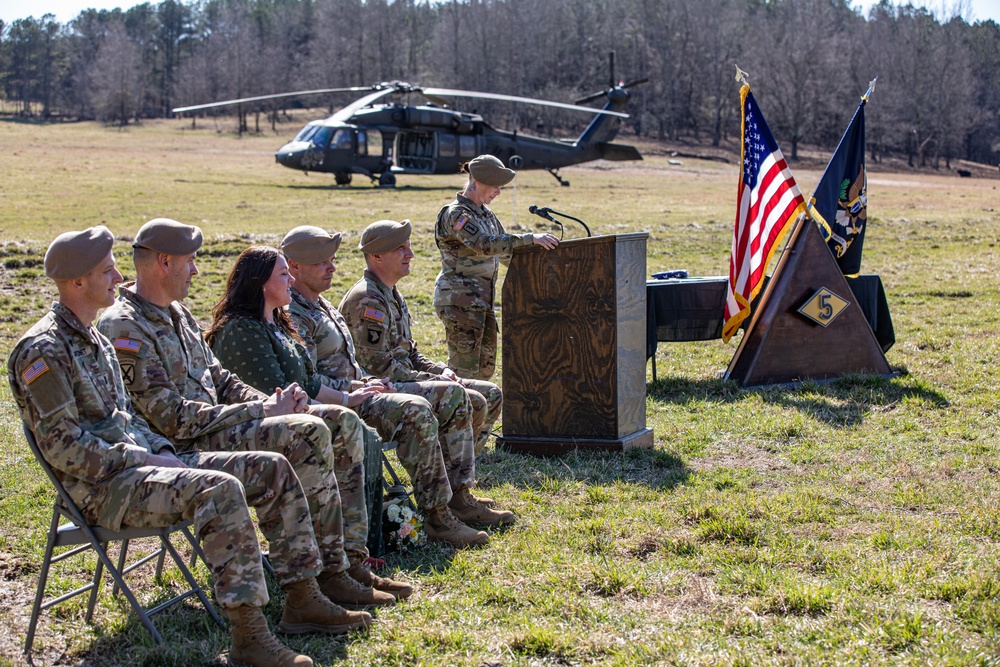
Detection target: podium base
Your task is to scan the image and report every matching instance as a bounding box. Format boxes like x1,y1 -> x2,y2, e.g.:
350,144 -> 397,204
498,428 -> 654,456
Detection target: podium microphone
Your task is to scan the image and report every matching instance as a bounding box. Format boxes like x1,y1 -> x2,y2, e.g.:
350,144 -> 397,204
528,205 -> 557,222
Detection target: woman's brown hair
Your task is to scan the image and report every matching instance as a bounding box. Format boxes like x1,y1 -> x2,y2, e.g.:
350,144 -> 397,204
205,245 -> 300,346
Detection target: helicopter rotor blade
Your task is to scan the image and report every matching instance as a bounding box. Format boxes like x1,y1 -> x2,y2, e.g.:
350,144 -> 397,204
574,77 -> 649,106
328,87 -> 401,123
171,87 -> 376,114
421,87 -> 629,118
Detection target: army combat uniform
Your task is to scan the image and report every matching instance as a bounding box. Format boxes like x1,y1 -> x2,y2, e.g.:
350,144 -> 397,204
289,288 -> 473,508
340,269 -> 503,456
206,312 -> 372,563
434,193 -> 535,381
97,285 -> 358,571
9,302 -> 322,608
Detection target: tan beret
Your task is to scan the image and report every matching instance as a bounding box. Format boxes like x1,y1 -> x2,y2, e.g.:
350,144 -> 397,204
44,226 -> 115,280
133,218 -> 203,255
358,219 -> 412,254
469,154 -> 515,187
280,225 -> 343,264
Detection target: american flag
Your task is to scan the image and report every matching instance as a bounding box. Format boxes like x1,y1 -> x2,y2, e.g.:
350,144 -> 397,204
722,84 -> 806,342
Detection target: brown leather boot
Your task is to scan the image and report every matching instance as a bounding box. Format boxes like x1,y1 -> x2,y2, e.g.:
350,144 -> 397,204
424,505 -> 489,547
316,569 -> 396,609
449,487 -> 515,527
229,605 -> 314,667
471,492 -> 495,507
278,578 -> 373,635
348,557 -> 414,600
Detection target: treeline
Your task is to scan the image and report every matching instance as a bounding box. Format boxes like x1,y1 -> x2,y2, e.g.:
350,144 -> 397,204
1,0 -> 998,168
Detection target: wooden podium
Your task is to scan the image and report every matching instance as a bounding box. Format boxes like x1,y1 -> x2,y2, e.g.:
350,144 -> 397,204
500,233 -> 654,455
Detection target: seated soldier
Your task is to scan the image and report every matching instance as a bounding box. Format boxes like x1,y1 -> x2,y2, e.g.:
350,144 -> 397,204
97,218 -> 405,605
281,225 -> 509,543
339,220 -> 514,531
9,227 -> 370,667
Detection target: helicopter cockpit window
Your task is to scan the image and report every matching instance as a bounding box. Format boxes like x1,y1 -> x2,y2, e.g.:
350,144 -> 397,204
365,129 -> 382,156
311,126 -> 334,148
438,135 -> 456,157
459,135 -> 477,157
330,130 -> 353,150
295,125 -> 320,143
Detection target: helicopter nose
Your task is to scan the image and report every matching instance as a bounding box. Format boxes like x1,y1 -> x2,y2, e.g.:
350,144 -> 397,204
276,141 -> 312,169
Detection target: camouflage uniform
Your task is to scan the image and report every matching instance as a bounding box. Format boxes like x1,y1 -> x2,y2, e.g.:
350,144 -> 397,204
340,270 -> 503,456
97,285 -> 354,570
9,302 -> 321,608
434,193 -> 535,380
205,313 -> 370,562
289,288 -> 470,506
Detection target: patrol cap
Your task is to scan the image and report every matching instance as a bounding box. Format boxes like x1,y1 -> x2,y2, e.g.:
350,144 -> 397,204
280,225 -> 343,264
358,219 -> 412,254
132,218 -> 203,255
44,226 -> 115,280
468,154 -> 515,187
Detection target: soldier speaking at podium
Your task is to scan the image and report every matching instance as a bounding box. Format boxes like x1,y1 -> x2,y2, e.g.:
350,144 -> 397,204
434,154 -> 558,381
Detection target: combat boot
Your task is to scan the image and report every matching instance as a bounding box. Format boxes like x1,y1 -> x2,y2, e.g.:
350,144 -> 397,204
424,505 -> 489,548
316,568 -> 396,609
449,487 -> 515,527
278,578 -> 373,635
229,605 -> 313,667
348,556 -> 414,600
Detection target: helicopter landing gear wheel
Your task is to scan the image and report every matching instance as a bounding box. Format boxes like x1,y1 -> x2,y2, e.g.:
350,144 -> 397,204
378,172 -> 397,188
334,172 -> 352,186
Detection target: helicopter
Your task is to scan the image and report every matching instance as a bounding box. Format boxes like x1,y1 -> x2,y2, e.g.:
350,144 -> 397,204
172,73 -> 645,187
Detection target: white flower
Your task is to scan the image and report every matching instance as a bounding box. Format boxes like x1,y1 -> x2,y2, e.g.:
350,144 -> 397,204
387,504 -> 401,522
400,506 -> 414,522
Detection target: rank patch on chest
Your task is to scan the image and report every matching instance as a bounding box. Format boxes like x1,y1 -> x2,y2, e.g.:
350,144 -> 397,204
367,328 -> 382,344
22,358 -> 50,385
363,307 -> 386,323
455,214 -> 470,230
114,337 -> 142,354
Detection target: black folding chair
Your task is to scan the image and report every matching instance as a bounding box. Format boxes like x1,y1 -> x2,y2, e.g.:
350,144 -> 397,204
22,423 -> 224,661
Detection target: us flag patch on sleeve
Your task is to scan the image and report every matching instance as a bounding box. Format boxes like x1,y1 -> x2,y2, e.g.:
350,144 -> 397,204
454,214 -> 469,231
22,358 -> 50,385
114,338 -> 142,354
363,308 -> 386,323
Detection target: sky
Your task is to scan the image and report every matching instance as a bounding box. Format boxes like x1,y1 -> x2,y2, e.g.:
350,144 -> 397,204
1,0 -> 998,27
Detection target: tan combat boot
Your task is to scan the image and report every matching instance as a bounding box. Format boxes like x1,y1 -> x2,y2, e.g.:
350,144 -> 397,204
449,487 -> 515,527
348,556 -> 414,600
316,568 -> 396,609
424,505 -> 489,547
278,578 -> 373,635
229,604 -> 313,667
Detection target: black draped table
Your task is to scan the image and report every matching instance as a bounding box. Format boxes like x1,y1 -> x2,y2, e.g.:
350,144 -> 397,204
646,274 -> 894,380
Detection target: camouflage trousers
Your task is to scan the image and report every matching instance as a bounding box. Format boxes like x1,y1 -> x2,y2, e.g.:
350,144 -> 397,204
435,305 -> 498,381
179,412 -> 349,573
358,389 -> 459,511
456,377 -> 503,455
120,449 -> 322,609
303,404 -> 369,562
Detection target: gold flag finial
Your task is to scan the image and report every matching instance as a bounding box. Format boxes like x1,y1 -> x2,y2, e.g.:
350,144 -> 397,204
735,65 -> 750,86
862,76 -> 877,102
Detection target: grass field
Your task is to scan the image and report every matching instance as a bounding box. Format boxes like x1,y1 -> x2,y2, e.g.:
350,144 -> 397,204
0,116 -> 998,666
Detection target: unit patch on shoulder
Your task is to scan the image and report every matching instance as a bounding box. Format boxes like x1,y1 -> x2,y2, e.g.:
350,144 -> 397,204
363,308 -> 386,323
464,222 -> 480,235
21,358 -> 50,385
119,360 -> 136,385
367,328 -> 382,345
114,338 -> 142,354
454,214 -> 470,231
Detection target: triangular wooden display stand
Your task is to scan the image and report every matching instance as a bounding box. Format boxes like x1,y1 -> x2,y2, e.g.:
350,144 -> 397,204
725,218 -> 891,387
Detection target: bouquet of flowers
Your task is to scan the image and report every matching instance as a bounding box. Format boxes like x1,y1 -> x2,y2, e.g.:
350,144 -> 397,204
383,498 -> 426,552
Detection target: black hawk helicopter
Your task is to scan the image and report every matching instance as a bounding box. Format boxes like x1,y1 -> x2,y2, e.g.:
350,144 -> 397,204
173,74 -> 644,187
